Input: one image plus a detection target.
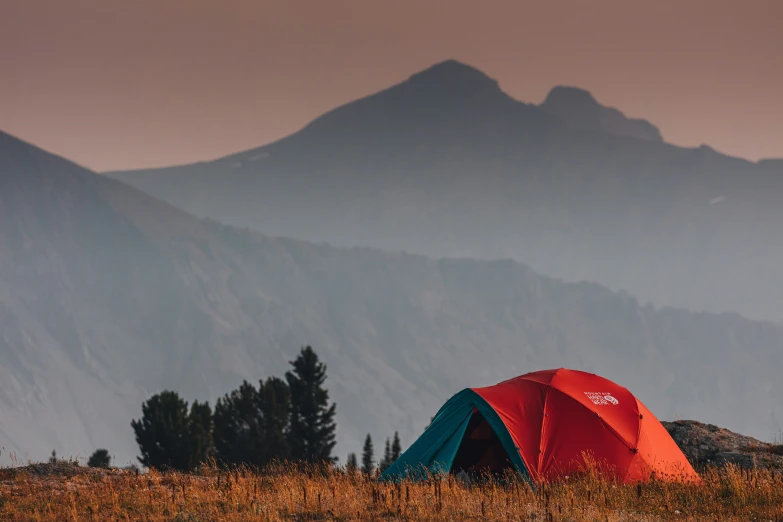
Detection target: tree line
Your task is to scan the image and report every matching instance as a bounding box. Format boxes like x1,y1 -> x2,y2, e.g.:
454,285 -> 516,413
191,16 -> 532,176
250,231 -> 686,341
130,346 -> 337,471
345,432 -> 402,476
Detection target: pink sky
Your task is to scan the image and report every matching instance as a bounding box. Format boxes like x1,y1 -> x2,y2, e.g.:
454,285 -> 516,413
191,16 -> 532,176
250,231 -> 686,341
2,0 -> 781,171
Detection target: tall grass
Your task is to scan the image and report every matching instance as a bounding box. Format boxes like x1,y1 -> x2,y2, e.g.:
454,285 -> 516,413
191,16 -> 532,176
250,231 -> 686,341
1,460 -> 781,521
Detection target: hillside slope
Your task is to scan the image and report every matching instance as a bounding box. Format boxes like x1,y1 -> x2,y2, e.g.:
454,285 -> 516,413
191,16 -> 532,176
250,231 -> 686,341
109,60 -> 783,322
2,130 -> 783,466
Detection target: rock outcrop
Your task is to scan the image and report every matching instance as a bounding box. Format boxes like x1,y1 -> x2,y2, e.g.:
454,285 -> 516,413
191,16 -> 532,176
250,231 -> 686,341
664,420 -> 783,469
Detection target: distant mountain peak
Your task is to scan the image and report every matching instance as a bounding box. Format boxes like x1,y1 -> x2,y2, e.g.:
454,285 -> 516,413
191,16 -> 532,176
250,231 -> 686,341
543,86 -> 600,107
403,59 -> 502,94
540,85 -> 663,142
293,58 -> 542,141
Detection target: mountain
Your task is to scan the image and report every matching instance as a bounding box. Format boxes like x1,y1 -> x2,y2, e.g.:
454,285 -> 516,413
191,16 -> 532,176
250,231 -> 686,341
758,158 -> 783,170
109,59 -> 783,323
3,131 -> 783,466
540,86 -> 663,142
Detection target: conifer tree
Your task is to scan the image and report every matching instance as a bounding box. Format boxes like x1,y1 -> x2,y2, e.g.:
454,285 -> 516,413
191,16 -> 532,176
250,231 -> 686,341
187,400 -> 214,469
346,452 -> 358,474
259,376 -> 291,462
380,437 -> 392,472
286,346 -> 337,463
213,381 -> 264,467
88,448 -> 111,468
361,434 -> 374,475
391,431 -> 402,462
131,390 -> 195,470
212,376 -> 292,467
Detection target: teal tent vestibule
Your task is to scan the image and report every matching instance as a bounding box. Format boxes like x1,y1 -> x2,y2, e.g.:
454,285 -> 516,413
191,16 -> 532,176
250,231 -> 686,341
380,389 -> 529,482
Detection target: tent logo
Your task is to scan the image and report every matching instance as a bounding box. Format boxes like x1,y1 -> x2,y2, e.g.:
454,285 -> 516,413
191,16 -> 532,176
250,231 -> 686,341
585,392 -> 619,406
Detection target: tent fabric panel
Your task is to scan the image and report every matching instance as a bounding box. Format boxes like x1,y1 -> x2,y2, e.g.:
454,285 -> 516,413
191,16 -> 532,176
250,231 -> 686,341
547,369 -> 641,448
429,406 -> 474,474
633,400 -> 700,483
513,369 -> 558,386
380,389 -> 475,480
537,386 -> 636,482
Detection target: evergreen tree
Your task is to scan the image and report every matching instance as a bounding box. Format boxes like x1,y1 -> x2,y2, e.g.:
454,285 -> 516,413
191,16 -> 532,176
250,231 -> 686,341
213,377 -> 292,467
286,346 -> 337,463
380,437 -> 392,472
259,376 -> 291,462
213,381 -> 264,467
187,400 -> 214,469
391,431 -> 402,462
361,434 -> 374,475
346,452 -> 358,474
131,390 -> 194,470
87,448 -> 111,468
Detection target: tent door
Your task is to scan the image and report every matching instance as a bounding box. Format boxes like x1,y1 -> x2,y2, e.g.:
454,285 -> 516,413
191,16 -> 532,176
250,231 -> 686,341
450,409 -> 515,476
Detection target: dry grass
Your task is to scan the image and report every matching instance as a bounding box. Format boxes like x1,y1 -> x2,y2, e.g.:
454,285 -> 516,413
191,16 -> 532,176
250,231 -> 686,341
1,461 -> 782,521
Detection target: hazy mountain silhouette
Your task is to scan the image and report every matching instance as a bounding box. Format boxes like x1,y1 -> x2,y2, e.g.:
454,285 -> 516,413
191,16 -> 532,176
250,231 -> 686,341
108,59 -> 783,323
540,86 -> 663,142
757,158 -> 783,170
3,131 -> 783,464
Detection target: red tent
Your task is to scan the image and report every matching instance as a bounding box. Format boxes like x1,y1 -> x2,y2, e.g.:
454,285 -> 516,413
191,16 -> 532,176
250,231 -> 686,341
382,368 -> 699,484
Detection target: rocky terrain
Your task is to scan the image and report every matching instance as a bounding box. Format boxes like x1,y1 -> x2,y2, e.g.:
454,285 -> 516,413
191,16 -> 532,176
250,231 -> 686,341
664,420 -> 783,469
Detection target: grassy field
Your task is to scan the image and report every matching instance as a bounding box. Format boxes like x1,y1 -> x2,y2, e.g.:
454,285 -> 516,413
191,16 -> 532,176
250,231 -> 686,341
1,461 -> 781,521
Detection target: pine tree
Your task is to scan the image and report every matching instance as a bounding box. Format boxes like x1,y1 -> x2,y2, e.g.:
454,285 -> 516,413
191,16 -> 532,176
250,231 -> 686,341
380,437 -> 392,472
131,390 -> 194,470
346,452 -> 358,474
187,400 -> 214,469
391,431 -> 402,462
286,346 -> 337,463
213,381 -> 264,467
213,377 -> 292,467
259,376 -> 291,462
361,434 -> 374,475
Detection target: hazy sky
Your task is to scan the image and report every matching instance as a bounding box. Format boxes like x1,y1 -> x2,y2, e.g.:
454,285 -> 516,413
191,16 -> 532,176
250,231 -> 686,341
2,0 -> 782,171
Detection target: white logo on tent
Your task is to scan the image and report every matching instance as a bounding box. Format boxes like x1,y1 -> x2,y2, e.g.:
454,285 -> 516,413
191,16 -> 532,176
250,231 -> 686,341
585,392 -> 619,406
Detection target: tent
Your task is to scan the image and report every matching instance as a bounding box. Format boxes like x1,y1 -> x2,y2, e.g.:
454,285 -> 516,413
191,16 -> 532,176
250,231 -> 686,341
381,368 -> 699,484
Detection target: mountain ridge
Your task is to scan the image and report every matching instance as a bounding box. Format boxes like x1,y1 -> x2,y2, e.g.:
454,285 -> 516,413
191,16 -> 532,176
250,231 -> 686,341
540,85 -> 664,142
107,60 -> 783,322
105,59 -> 657,174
